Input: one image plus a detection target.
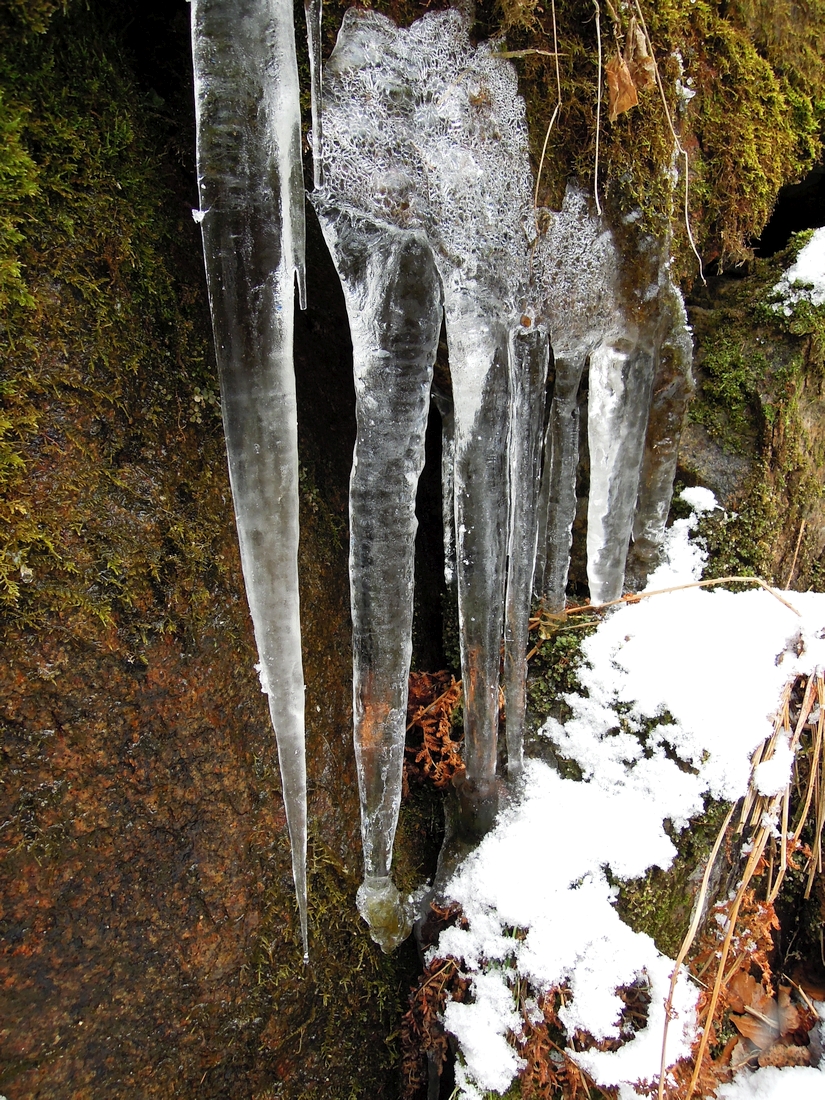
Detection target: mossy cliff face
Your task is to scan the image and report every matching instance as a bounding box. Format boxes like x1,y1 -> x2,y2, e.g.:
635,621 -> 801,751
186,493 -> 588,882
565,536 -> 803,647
0,3 -> 430,1097
1,0 -> 824,1098
680,235 -> 825,589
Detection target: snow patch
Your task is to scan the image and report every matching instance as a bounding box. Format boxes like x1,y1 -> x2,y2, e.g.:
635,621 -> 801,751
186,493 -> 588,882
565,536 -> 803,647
434,490 -> 825,1098
771,227 -> 825,314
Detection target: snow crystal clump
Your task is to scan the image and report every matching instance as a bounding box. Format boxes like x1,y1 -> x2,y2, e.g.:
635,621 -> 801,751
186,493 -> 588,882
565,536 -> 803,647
771,227 -> 825,314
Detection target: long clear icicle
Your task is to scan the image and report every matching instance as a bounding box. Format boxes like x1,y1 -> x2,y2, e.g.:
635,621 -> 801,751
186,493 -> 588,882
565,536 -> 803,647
313,202 -> 442,951
191,0 -> 308,957
303,0 -> 323,188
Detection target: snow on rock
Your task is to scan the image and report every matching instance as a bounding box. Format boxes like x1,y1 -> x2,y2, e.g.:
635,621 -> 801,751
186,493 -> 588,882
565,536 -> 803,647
434,490 -> 825,1097
772,227 -> 825,313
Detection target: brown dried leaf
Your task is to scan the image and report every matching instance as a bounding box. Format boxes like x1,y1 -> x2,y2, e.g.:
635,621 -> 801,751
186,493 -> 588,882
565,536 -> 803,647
606,54 -> 638,122
731,1010 -> 778,1051
729,978 -> 803,1051
628,24 -> 656,90
727,972 -> 774,1017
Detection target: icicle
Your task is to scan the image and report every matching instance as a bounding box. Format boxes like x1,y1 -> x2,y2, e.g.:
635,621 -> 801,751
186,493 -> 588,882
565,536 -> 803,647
503,321 -> 549,776
626,277 -> 694,587
312,201 -> 443,951
536,352 -> 586,611
191,0 -> 308,957
304,0 -> 323,188
445,295 -> 511,832
317,7 -> 536,897
432,386 -> 457,589
586,335 -> 655,604
534,184 -> 622,610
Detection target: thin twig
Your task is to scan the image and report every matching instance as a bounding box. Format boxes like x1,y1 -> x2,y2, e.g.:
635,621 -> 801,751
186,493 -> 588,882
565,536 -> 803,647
593,0 -> 603,216
785,518 -> 807,590
533,0 -> 563,210
498,48 -> 563,58
631,0 -> 705,282
686,828 -> 771,1100
564,575 -> 802,618
657,803 -> 735,1100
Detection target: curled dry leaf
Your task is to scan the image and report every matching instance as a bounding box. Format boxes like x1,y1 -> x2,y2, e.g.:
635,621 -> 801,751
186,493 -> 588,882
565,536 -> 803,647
606,16 -> 656,122
628,23 -> 655,90
606,54 -> 638,122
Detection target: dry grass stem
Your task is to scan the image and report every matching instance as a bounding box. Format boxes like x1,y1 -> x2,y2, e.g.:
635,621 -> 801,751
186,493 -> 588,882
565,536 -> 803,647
593,0 -> 603,215
785,518 -> 807,590
686,670 -> 822,1098
561,575 -> 802,619
657,803 -> 735,1100
631,0 -> 705,282
533,0 -> 563,210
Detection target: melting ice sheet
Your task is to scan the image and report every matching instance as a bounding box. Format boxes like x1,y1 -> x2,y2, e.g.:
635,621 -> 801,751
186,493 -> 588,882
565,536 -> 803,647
433,493 -> 825,1098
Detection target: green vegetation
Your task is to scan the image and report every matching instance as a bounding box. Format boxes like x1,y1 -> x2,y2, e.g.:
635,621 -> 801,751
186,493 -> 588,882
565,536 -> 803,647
483,0 -> 824,275
0,2 -> 226,645
683,233 -> 825,586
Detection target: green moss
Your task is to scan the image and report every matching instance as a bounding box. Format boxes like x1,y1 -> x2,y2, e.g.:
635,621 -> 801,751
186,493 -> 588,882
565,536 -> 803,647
689,337 -> 769,452
0,0 -> 69,40
616,798 -> 731,958
527,621 -> 592,719
481,0 -> 823,274
0,3 -> 228,648
250,832 -> 422,1100
683,234 -> 825,585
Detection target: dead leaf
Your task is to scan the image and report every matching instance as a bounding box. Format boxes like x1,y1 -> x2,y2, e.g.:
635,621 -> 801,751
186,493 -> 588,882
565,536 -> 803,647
729,976 -> 802,1051
628,23 -> 655,90
606,54 -> 637,122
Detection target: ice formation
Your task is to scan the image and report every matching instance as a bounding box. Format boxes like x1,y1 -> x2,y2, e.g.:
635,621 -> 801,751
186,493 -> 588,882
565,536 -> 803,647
190,0 -> 695,957
312,8 -> 551,944
191,0 -> 309,957
534,184 -> 693,607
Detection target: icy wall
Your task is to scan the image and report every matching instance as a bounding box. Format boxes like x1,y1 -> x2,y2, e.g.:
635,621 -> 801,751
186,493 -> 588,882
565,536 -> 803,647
191,0 -> 693,954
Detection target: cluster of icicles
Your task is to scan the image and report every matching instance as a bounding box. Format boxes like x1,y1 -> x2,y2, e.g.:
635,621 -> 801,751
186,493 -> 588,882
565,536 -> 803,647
191,0 -> 692,955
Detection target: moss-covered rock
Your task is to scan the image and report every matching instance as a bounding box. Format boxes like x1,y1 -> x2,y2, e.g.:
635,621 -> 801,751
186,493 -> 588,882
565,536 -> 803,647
680,233 -> 825,587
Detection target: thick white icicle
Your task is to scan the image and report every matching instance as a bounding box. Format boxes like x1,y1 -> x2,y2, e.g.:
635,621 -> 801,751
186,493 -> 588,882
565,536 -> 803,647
626,276 -> 694,587
586,335 -> 655,604
535,184 -> 692,608
191,0 -> 308,957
